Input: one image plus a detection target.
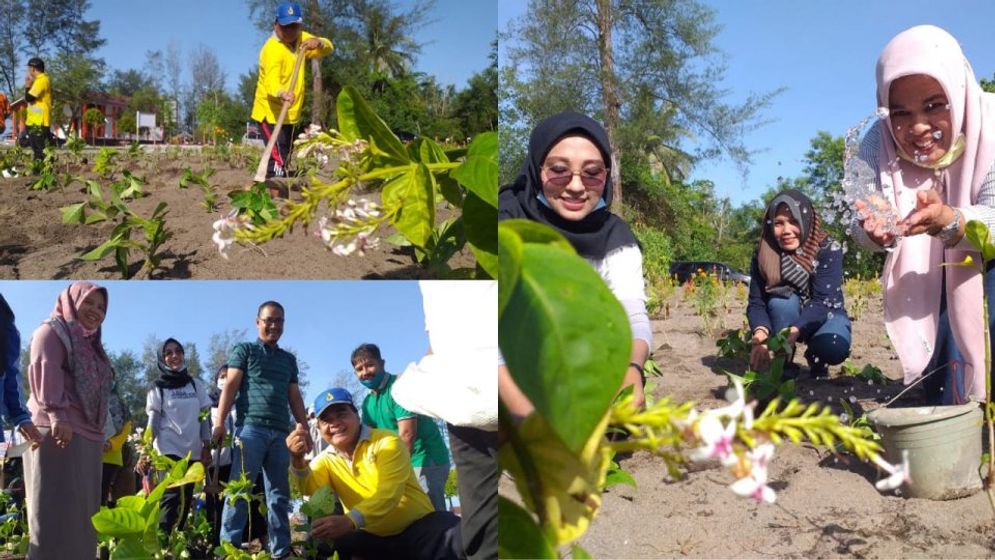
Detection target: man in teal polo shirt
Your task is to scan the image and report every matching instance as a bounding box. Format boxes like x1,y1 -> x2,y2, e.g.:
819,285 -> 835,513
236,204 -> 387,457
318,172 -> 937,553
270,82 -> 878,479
352,343 -> 451,511
213,301 -> 312,559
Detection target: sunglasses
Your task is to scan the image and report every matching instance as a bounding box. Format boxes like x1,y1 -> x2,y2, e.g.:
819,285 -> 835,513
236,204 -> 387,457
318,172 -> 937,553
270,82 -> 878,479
543,164 -> 608,188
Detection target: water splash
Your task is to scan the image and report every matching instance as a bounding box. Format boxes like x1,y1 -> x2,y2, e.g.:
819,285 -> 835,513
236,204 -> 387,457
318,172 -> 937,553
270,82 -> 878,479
832,110 -> 904,239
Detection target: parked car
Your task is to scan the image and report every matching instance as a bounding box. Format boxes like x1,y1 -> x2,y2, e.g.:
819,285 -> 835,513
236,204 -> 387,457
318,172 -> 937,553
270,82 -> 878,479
669,261 -> 751,285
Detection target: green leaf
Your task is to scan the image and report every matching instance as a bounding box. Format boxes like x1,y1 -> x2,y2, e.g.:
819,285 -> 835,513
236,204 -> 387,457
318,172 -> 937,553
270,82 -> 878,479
168,461 -> 205,488
336,86 -> 408,163
437,174 -> 464,208
500,410 -> 611,546
497,497 -> 555,559
60,202 -> 87,224
964,219 -> 995,262
82,236 -> 125,261
499,219 -> 575,252
308,485 -> 337,517
500,231 -> 631,452
91,507 -> 144,537
450,132 -> 497,208
108,537 -> 151,560
414,137 -> 449,164
464,191 -> 497,279
115,495 -> 145,511
604,463 -> 637,488
498,224 -> 523,316
383,163 -> 435,249
571,545 -> 594,559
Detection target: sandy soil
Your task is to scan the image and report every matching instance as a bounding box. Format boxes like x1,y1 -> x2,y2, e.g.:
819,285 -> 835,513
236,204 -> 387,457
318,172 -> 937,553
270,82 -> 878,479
0,147 -> 474,279
502,290 -> 995,559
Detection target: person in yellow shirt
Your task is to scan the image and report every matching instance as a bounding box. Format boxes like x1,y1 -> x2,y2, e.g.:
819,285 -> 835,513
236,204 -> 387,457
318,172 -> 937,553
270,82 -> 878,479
252,1 -> 333,189
287,387 -> 464,560
20,57 -> 52,162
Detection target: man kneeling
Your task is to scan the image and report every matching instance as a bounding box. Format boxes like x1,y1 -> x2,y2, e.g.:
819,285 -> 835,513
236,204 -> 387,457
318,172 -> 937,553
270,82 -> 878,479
287,388 -> 465,560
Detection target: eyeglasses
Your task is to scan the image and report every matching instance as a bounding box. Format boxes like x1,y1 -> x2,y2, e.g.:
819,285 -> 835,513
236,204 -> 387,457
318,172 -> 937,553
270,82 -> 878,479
543,164 -> 608,188
260,317 -> 285,326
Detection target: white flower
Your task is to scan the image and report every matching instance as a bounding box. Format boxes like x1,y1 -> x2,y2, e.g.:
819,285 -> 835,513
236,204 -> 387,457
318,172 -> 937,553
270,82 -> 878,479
708,377 -> 754,429
689,415 -> 737,466
211,210 -> 245,260
871,450 -> 910,492
730,443 -> 777,504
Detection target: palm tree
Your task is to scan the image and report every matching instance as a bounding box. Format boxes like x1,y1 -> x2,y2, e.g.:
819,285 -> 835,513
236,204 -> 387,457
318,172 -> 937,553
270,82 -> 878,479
356,0 -> 427,92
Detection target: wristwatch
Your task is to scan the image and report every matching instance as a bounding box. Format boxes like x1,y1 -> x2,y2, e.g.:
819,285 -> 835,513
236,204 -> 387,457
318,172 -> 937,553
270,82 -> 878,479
936,207 -> 962,242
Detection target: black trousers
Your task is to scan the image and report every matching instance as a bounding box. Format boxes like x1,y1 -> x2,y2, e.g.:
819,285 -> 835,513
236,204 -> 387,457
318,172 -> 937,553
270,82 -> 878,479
447,424 -> 497,560
159,455 -> 199,533
18,125 -> 50,161
100,463 -> 121,507
334,510 -> 464,560
257,120 -> 297,179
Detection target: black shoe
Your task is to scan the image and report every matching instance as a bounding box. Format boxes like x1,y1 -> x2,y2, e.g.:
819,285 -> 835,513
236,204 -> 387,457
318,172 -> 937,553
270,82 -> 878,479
808,361 -> 828,379
782,362 -> 801,380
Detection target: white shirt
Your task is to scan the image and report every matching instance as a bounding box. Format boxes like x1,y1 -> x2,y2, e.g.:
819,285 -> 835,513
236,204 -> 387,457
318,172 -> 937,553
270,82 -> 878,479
146,379 -> 212,459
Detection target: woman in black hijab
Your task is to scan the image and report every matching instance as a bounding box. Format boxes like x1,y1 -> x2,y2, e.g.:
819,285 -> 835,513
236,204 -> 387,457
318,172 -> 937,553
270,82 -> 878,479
746,189 -> 851,377
499,112 -> 651,410
140,338 -> 212,533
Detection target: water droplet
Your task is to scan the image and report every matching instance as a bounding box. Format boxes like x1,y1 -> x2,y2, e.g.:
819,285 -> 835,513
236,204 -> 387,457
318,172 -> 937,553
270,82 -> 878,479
848,395 -> 857,403
809,390 -> 814,396
867,379 -> 873,385
932,130 -> 943,140
876,107 -> 890,119
813,357 -> 820,364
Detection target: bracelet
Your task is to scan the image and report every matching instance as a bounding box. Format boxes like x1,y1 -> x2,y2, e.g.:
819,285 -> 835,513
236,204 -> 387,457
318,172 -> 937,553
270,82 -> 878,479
628,362 -> 644,374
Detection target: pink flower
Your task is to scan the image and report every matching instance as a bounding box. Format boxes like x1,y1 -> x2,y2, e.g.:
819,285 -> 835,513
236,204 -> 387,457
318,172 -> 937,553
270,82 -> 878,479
690,415 -> 737,466
730,443 -> 776,504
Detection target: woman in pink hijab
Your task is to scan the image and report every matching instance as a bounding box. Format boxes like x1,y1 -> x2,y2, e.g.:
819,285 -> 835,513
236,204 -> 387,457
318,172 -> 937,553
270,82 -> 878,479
24,281 -> 114,559
855,25 -> 995,404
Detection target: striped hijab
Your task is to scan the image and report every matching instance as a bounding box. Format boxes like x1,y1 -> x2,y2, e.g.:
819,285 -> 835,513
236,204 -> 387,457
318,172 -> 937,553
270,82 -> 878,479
757,189 -> 828,298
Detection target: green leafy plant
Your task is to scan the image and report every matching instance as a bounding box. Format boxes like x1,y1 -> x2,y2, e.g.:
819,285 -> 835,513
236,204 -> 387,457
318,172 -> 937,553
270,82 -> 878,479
28,147 -> 61,190
840,360 -> 890,385
112,170 -> 145,200
955,219 -> 995,515
716,328 -> 752,360
179,166 -> 220,212
0,491 -> 29,555
91,453 -> 204,560
63,190 -> 173,278
93,147 -> 118,177
229,182 -> 278,225
726,328 -> 796,403
230,87 -> 496,278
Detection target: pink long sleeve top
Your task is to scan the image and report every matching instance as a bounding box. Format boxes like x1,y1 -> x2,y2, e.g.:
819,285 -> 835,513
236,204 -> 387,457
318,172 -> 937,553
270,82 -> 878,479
28,322 -> 105,442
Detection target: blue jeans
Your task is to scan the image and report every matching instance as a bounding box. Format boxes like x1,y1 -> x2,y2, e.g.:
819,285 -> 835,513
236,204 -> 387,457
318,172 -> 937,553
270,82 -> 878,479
414,460 -> 451,512
767,293 -> 851,366
221,424 -> 291,557
923,262 -> 995,405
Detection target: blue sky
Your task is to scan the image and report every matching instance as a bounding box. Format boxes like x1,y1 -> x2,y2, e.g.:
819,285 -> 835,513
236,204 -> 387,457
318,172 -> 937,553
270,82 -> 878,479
498,0 -> 995,206
88,0 -> 496,90
0,280 -> 431,405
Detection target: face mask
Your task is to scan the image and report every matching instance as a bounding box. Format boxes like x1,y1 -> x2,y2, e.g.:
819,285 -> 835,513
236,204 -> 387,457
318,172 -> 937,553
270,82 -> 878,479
359,369 -> 386,390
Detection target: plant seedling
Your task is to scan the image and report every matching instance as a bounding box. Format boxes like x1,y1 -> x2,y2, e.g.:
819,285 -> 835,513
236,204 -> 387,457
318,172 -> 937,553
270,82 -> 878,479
229,182 -> 279,225
179,166 -> 219,212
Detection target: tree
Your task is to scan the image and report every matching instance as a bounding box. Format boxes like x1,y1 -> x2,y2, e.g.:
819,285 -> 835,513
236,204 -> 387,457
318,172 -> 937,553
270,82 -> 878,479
0,0 -> 25,96
49,51 -> 105,136
22,0 -> 105,57
164,41 -> 183,130
501,0 -> 782,206
83,106 -> 103,143
451,38 -> 498,137
108,350 -> 148,430
187,45 -> 226,130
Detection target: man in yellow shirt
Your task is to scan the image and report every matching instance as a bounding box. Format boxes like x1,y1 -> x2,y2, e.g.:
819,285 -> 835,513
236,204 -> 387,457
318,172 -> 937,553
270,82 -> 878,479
287,388 -> 464,560
252,2 -> 333,189
20,57 -> 52,162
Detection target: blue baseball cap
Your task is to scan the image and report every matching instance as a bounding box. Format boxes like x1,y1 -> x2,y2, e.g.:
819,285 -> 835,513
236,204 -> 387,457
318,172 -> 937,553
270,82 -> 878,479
312,387 -> 354,419
275,2 -> 303,26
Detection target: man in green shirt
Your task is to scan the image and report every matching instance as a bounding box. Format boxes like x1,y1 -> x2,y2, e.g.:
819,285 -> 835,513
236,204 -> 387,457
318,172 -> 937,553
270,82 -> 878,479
352,343 -> 451,511
212,301 -> 312,559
